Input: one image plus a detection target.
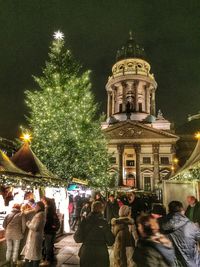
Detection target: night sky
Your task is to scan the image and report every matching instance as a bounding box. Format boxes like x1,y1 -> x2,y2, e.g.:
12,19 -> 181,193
0,0 -> 200,139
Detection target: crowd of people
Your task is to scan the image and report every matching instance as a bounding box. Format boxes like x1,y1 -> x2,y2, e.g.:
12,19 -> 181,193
2,193 -> 60,267
2,189 -> 200,267
74,192 -> 200,267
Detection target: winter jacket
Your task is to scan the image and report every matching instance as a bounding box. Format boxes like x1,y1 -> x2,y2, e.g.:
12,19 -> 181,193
44,206 -> 60,234
161,212 -> 200,267
112,217 -> 135,267
105,199 -> 119,224
21,211 -> 46,261
133,238 -> 175,267
185,201 -> 200,225
74,212 -> 115,267
3,208 -> 26,240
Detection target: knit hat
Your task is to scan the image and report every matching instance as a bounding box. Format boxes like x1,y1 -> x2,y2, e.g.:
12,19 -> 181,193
119,205 -> 130,217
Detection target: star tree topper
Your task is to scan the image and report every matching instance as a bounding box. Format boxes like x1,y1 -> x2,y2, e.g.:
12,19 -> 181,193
53,30 -> 64,40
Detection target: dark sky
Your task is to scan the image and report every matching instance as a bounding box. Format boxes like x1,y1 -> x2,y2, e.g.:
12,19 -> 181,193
0,0 -> 200,139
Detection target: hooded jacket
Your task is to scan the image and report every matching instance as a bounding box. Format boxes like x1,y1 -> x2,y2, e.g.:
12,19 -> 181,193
161,212 -> 200,267
112,217 -> 135,267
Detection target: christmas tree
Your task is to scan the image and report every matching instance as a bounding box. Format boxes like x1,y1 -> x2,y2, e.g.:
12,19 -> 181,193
25,31 -> 112,188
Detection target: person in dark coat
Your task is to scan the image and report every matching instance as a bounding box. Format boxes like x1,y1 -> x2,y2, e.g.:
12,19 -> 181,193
185,196 -> 200,226
161,200 -> 200,267
42,197 -> 60,264
127,192 -> 147,221
133,214 -> 175,267
74,201 -> 115,267
105,194 -> 119,225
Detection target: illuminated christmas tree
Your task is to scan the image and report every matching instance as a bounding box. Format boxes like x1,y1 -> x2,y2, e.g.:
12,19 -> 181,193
25,31 -> 112,188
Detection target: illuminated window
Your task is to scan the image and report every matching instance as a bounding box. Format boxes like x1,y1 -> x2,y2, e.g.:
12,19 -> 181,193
126,160 -> 135,166
144,176 -> 151,191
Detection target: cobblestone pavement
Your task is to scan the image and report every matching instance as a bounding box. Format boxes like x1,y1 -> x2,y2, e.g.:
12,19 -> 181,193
54,234 -> 113,267
55,234 -> 80,267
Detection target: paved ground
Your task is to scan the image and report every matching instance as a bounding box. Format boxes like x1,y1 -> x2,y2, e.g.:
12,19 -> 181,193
54,233 -> 114,267
55,233 -> 80,267
0,233 -> 113,267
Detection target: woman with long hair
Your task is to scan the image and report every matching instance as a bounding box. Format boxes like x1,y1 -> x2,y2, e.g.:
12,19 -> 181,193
22,201 -> 46,267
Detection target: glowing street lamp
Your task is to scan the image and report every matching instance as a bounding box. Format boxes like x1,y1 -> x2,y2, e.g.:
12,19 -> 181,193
195,131 -> 200,139
173,158 -> 179,164
20,132 -> 32,143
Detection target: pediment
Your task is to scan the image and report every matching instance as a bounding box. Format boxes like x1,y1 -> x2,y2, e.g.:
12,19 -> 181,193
103,121 -> 178,140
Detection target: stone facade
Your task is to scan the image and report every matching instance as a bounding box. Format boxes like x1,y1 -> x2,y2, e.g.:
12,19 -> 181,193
102,33 -> 179,191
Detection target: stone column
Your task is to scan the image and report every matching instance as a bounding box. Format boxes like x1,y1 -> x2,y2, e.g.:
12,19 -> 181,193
122,82 -> 127,112
135,81 -> 139,111
151,89 -> 156,116
107,92 -> 111,118
134,144 -> 141,189
117,144 -> 124,186
153,144 -> 160,189
145,85 -> 150,113
112,90 -> 115,114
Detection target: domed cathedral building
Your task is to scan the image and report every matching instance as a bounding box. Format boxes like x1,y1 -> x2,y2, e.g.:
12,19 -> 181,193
102,32 -> 179,191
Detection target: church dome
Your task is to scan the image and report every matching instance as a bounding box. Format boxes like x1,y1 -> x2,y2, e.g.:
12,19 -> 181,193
116,31 -> 146,62
144,115 -> 156,123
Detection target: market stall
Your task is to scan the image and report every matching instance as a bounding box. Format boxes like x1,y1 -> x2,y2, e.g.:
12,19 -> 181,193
163,136 -> 200,208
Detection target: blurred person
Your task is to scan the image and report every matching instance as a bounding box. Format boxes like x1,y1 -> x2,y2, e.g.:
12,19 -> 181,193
105,194 -> 119,225
71,194 -> 82,231
151,203 -> 166,230
95,192 -> 105,204
185,196 -> 200,225
127,192 -> 147,221
80,200 -> 91,220
22,201 -> 46,267
133,214 -> 175,267
161,200 -> 200,267
68,194 -> 74,226
20,200 -> 36,255
41,198 -> 60,265
3,204 -> 26,265
74,201 -> 115,267
111,205 -> 137,267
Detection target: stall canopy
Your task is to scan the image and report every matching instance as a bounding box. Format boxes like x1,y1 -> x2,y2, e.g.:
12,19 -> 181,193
0,149 -> 27,174
0,143 -> 67,187
11,142 -> 55,178
171,138 -> 200,181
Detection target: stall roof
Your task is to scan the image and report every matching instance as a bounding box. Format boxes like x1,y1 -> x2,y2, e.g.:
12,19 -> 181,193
11,142 -> 55,178
0,149 -> 27,174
